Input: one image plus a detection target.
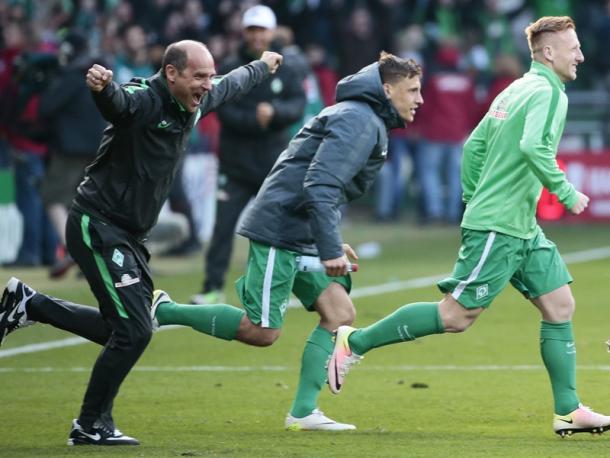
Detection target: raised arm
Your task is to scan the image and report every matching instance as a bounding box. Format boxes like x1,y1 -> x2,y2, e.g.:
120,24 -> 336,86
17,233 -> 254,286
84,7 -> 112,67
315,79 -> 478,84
200,51 -> 282,116
86,64 -> 153,124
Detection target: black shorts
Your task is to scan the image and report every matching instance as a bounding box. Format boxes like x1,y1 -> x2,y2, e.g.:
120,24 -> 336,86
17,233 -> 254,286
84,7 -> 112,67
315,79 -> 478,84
66,207 -> 154,332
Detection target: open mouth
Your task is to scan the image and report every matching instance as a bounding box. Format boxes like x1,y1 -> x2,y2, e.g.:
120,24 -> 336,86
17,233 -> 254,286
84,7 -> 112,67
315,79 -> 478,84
192,92 -> 204,107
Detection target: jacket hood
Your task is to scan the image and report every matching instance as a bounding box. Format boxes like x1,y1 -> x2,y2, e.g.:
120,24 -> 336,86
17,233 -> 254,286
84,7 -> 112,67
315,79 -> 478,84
335,63 -> 404,130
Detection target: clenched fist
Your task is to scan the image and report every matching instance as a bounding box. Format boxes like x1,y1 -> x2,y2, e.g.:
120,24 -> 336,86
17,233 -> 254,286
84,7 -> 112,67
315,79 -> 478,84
260,51 -> 283,74
569,191 -> 590,215
86,64 -> 113,92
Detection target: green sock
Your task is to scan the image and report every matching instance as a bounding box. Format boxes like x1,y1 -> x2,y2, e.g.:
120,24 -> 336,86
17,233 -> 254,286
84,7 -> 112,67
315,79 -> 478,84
540,320 -> 580,415
290,326 -> 334,418
349,302 -> 444,355
156,301 -> 245,341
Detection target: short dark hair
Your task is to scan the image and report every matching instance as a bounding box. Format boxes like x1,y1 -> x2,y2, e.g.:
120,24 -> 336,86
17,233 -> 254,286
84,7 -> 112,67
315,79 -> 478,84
161,43 -> 189,75
378,51 -> 422,84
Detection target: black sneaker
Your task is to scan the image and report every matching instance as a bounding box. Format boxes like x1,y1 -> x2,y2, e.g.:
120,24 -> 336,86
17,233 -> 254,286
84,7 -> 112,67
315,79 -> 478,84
0,277 -> 36,346
67,419 -> 140,446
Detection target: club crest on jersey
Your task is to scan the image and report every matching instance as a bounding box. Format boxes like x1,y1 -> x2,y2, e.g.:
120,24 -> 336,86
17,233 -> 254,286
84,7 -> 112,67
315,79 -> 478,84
476,284 -> 489,300
271,78 -> 283,94
112,249 -> 124,267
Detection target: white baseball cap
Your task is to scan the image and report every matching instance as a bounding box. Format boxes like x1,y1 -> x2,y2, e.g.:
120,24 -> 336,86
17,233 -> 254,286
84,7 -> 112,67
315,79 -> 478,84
242,5 -> 277,30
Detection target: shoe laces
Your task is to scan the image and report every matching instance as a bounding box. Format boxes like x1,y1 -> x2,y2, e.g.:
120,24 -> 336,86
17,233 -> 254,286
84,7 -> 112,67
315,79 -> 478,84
311,408 -> 329,420
578,403 -> 591,412
92,420 -> 115,436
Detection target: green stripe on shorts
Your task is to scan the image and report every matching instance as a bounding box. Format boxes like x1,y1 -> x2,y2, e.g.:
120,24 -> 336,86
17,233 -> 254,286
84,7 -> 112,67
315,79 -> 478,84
80,214 -> 129,319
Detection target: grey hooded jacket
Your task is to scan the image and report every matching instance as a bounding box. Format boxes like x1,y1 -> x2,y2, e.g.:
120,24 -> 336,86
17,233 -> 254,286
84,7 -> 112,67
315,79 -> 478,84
238,63 -> 405,260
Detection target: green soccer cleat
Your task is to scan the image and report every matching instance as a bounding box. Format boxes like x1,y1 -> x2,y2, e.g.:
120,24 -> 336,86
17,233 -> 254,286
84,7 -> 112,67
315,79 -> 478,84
553,404 -> 610,437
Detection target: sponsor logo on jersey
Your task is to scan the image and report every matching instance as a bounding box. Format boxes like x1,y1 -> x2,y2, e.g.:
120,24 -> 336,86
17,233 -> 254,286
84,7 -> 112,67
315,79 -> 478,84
114,273 -> 141,288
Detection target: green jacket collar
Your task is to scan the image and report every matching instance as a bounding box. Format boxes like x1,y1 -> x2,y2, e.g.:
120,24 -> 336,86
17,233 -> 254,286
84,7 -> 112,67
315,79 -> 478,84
529,61 -> 565,91
156,71 -> 187,112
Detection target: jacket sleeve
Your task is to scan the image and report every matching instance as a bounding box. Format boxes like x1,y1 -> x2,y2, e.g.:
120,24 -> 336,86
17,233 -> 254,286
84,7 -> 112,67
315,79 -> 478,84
461,118 -> 488,204
519,87 -> 577,209
200,60 -> 269,117
268,65 -> 306,129
303,110 -> 378,260
91,81 -> 155,125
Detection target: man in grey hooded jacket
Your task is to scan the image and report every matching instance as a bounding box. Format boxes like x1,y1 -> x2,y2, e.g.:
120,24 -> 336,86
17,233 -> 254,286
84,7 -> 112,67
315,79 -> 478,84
151,51 -> 423,431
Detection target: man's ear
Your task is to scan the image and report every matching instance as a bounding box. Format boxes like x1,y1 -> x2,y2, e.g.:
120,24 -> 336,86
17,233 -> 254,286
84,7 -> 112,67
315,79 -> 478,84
383,82 -> 392,99
165,64 -> 177,84
542,44 -> 554,62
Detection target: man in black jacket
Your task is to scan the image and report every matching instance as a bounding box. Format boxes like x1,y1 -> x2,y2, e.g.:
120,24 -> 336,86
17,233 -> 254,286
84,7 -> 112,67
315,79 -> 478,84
151,52 -> 423,431
0,40 -> 282,446
191,5 -> 306,304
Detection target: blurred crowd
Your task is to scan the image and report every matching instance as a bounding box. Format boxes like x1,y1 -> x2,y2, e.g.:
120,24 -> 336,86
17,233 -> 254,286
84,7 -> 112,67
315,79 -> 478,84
1,0 -> 610,271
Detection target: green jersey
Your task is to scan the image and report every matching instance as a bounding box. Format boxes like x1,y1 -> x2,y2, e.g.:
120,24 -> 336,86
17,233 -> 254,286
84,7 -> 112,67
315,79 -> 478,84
460,61 -> 578,239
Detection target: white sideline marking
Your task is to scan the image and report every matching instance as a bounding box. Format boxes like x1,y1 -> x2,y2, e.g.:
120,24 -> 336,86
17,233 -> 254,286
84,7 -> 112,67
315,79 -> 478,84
1,364 -> 610,373
561,246 -> 610,264
0,325 -> 181,359
1,245 -> 609,360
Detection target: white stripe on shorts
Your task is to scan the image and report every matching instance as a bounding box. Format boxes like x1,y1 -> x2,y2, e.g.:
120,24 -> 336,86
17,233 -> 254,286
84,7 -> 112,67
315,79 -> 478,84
452,231 -> 496,301
261,247 -> 276,327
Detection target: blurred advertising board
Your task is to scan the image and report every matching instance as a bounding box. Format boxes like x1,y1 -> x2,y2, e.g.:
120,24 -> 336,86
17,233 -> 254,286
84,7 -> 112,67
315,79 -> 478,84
537,152 -> 610,221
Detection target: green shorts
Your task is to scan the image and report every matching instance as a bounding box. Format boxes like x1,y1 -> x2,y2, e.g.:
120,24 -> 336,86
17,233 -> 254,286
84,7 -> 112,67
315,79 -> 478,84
235,241 -> 352,328
437,227 -> 572,308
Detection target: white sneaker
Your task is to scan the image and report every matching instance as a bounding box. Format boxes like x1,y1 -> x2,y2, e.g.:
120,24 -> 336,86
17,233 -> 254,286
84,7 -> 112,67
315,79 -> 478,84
0,277 -> 36,346
151,290 -> 172,331
327,325 -> 363,394
553,403 -> 610,437
285,409 -> 356,431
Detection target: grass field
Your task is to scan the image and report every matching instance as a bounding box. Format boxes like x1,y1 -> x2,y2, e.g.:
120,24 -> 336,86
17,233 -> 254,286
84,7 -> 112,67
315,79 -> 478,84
1,221 -> 609,457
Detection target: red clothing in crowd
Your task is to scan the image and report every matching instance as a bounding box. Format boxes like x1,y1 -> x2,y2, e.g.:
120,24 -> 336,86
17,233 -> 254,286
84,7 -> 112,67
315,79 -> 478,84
312,64 -> 339,107
415,71 -> 477,142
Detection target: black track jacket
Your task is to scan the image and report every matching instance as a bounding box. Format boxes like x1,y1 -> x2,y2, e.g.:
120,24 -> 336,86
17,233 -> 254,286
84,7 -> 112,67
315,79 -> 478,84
74,60 -> 270,237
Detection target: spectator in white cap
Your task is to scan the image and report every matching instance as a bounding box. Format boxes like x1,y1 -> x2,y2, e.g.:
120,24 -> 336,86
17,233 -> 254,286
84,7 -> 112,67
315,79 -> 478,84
242,4 -> 277,29
241,4 -> 277,55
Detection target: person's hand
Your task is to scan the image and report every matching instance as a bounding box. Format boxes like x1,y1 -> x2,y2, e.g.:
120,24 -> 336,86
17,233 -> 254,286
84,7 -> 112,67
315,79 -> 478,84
86,64 -> 113,92
569,191 -> 589,215
322,244 -> 359,277
342,243 -> 358,262
322,256 -> 351,277
260,51 -> 283,74
256,102 -> 274,129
